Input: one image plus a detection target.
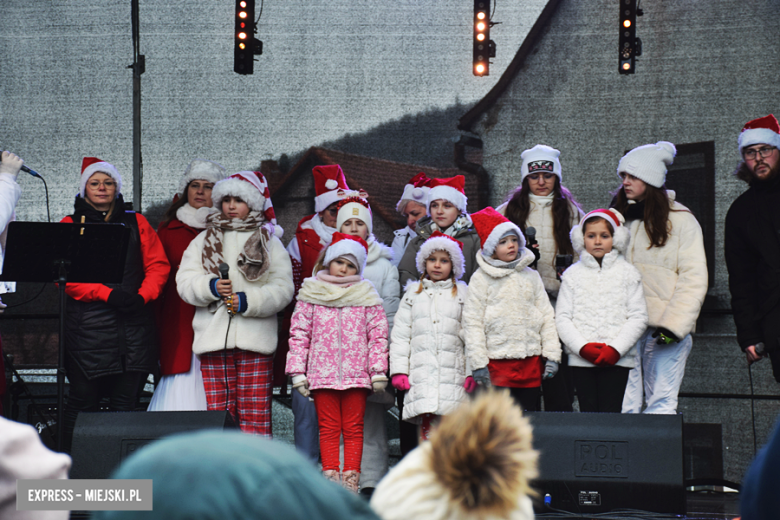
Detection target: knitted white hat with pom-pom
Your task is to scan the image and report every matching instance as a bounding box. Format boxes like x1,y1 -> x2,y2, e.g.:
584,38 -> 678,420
570,208 -> 629,254
616,141 -> 676,188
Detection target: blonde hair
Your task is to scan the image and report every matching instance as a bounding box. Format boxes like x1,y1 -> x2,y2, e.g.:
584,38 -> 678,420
416,251 -> 458,297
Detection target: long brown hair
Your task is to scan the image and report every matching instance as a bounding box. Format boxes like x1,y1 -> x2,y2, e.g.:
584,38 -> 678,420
503,177 -> 580,256
613,184 -> 671,248
160,192 -> 189,226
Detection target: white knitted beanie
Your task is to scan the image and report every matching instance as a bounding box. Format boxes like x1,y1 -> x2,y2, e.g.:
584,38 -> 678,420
616,141 -> 676,188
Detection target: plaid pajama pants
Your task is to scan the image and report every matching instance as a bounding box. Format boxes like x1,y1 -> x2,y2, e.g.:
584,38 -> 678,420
200,349 -> 273,437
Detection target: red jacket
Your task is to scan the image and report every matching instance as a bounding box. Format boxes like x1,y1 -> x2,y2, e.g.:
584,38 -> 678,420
294,214 -> 329,289
155,218 -> 203,375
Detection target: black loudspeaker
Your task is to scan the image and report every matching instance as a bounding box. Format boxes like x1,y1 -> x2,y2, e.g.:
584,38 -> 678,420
527,412 -> 685,516
70,411 -> 237,479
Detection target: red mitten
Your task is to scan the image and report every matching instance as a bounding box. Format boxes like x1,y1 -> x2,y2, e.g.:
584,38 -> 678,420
392,374 -> 410,391
463,376 -> 477,394
594,345 -> 621,366
579,343 -> 604,364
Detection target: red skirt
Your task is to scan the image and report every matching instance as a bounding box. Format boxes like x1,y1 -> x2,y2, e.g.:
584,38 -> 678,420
488,356 -> 542,388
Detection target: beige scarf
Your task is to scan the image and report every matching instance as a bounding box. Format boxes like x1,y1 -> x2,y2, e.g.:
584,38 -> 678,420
201,211 -> 271,281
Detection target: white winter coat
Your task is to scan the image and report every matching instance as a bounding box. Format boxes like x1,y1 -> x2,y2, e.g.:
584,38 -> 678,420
624,192 -> 708,339
177,228 -> 294,355
390,226 -> 414,268
497,194 -> 583,297
555,250 -> 648,368
390,278 -> 469,424
461,248 -> 561,371
364,236 -> 400,330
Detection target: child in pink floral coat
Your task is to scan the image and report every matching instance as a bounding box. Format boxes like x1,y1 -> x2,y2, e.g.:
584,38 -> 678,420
285,232 -> 389,492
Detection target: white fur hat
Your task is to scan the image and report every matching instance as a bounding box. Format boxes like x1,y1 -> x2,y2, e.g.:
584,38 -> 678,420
211,171 -> 283,236
336,197 -> 373,235
80,156 -> 121,197
178,159 -> 226,196
616,141 -> 676,188
570,208 -> 629,254
520,144 -> 562,182
323,232 -> 369,275
415,231 -> 466,281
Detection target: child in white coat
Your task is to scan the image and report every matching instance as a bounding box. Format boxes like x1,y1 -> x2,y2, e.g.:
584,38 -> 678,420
461,207 -> 561,412
555,209 -> 648,413
390,231 -> 474,441
176,171 -> 294,436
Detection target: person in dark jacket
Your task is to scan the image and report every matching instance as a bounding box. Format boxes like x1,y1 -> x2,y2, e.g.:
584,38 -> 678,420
60,157 -> 170,452
725,115 -> 780,379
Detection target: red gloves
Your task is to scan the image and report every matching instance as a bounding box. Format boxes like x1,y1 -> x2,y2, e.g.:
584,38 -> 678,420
579,343 -> 605,364
463,376 -> 477,393
594,345 -> 621,366
391,374 -> 410,391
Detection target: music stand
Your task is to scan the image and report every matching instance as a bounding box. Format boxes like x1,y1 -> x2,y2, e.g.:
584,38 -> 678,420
0,221 -> 130,451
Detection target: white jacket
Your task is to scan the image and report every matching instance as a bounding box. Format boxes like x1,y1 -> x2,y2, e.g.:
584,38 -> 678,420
497,195 -> 583,297
624,192 -> 708,339
364,235 -> 400,330
555,250 -> 648,368
177,228 -> 294,355
0,173 -> 21,294
390,226 -> 414,267
390,278 -> 469,424
461,248 -> 561,370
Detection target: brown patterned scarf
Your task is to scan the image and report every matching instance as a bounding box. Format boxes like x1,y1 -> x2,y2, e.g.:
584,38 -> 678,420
201,211 -> 271,282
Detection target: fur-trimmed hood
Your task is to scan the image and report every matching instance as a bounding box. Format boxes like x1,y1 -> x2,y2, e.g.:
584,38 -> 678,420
475,247 -> 535,278
176,203 -> 218,230
297,277 -> 383,308
570,219 -> 630,254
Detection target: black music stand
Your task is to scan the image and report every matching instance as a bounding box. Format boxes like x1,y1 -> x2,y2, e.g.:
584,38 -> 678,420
0,221 -> 130,451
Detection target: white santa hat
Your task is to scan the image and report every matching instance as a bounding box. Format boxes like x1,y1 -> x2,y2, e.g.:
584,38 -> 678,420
738,115 -> 780,154
211,171 -> 283,237
313,164 -> 352,213
396,172 -> 431,213
520,144 -> 562,183
323,232 -> 369,275
616,141 -> 676,188
470,207 -> 525,258
427,175 -> 468,214
178,159 -> 226,196
80,156 -> 122,197
570,208 -> 630,254
415,231 -> 466,281
336,196 -> 373,235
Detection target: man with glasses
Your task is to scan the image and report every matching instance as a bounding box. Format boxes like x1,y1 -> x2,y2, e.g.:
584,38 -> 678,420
725,115 -> 780,379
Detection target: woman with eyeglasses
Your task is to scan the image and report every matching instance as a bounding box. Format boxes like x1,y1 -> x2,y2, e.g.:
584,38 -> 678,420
496,144 -> 583,412
59,157 -> 170,452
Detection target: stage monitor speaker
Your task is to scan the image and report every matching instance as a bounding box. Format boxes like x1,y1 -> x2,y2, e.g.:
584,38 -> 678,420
527,412 -> 685,516
70,410 -> 237,480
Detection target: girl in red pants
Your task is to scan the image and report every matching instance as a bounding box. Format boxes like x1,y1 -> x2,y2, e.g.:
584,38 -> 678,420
286,233 -> 389,492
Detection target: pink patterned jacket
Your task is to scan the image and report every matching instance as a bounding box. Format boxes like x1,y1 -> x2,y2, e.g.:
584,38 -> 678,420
286,277 -> 389,390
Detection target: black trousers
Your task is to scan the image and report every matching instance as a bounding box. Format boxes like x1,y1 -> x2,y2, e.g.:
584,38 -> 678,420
540,351 -> 574,411
62,356 -> 147,453
496,385 -> 542,412
396,389 -> 418,457
571,366 -> 630,413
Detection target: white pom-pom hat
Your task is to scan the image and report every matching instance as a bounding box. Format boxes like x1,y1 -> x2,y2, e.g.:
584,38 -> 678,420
415,231 -> 466,281
570,208 -> 629,254
396,172 -> 431,213
616,141 -> 676,188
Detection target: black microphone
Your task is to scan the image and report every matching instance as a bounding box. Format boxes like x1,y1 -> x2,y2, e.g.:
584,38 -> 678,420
525,227 -> 540,269
218,263 -> 230,280
20,165 -> 40,178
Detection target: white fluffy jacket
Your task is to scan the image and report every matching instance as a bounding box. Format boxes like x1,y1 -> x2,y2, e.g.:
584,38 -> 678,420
497,195 -> 583,297
624,192 -> 708,339
461,248 -> 561,370
177,229 -> 294,355
364,236 -> 400,330
555,250 -> 648,368
390,278 -> 469,424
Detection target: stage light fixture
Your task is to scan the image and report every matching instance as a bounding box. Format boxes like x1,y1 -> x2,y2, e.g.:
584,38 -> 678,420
618,0 -> 638,74
234,0 -> 262,75
473,0 -> 494,76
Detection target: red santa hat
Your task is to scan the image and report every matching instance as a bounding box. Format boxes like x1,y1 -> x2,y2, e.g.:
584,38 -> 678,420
396,172 -> 431,213
211,171 -> 282,236
313,165 -> 351,213
738,115 -> 780,154
570,208 -> 630,254
427,175 -> 468,214
323,232 -> 369,275
470,207 -> 524,258
415,231 -> 465,281
178,159 -> 226,196
336,196 -> 373,235
80,156 -> 122,197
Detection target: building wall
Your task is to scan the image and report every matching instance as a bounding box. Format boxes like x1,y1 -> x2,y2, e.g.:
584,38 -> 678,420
468,0 -> 780,482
